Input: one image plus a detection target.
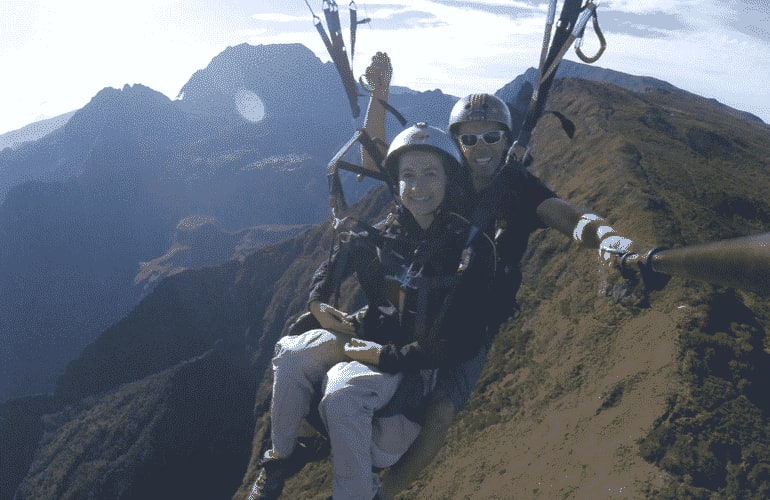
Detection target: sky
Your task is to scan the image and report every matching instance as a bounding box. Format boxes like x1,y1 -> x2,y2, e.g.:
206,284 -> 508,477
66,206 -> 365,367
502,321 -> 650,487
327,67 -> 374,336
1,0 -> 769,136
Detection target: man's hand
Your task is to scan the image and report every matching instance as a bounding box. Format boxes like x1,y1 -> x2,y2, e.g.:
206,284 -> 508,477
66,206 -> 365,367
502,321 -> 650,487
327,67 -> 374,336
361,51 -> 392,98
620,248 -> 672,291
343,338 -> 383,366
598,235 -> 636,264
310,301 -> 356,335
360,51 -> 392,172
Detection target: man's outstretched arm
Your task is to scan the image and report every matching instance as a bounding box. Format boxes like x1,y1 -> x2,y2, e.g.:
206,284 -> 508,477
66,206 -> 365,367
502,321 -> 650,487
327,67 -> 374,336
536,197 -> 635,259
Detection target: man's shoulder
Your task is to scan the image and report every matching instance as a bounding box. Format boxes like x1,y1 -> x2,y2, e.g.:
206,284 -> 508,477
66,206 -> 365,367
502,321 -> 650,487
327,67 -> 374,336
496,165 -> 546,188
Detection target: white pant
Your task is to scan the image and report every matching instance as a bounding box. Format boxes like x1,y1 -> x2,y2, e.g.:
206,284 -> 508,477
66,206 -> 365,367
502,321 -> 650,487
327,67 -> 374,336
320,361 -> 421,500
267,329 -> 421,499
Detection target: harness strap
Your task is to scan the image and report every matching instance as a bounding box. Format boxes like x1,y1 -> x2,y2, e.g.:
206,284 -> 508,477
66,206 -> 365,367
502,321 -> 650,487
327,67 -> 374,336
537,1 -> 600,88
323,1 -> 343,44
349,1 -> 371,62
349,1 -> 358,61
508,0 -> 583,165
312,14 -> 335,57
538,0 -> 559,83
327,129 -> 396,216
406,275 -> 461,342
307,2 -> 361,117
327,129 -> 362,217
357,128 -> 388,170
379,98 -> 408,126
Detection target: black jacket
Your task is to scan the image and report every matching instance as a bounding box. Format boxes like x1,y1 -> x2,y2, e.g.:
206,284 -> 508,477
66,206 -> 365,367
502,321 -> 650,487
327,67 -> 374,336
477,167 -> 558,325
309,206 -> 496,373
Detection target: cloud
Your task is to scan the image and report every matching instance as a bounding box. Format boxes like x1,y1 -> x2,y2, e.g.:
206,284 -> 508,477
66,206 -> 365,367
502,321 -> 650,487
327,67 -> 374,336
1,0 -> 769,135
597,11 -> 688,38
727,1 -> 770,43
251,13 -> 305,23
245,1 -> 547,97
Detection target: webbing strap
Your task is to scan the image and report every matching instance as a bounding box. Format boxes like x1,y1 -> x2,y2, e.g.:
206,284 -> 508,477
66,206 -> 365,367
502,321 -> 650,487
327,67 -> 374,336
509,0 -> 583,164
307,2 -> 361,117
537,0 -> 559,83
538,1 -> 600,87
323,1 -> 342,42
326,129 -> 391,182
349,1 -> 358,61
405,275 -> 460,342
379,98 -> 408,126
327,128 -> 399,222
357,128 -> 387,170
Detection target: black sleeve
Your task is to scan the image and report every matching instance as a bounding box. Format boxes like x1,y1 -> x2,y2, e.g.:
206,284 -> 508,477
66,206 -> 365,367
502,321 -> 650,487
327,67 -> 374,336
307,233 -> 382,308
307,258 -> 334,307
511,168 -> 558,230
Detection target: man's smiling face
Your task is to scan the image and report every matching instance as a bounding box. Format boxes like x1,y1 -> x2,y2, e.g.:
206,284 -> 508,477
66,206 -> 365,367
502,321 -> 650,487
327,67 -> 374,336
454,120 -> 509,192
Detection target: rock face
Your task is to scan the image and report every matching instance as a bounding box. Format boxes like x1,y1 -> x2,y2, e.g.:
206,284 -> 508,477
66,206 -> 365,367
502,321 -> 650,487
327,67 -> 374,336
133,215 -> 310,294
3,46 -> 770,499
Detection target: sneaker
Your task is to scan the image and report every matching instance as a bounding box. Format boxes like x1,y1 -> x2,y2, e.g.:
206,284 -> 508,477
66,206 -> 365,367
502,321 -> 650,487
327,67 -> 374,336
248,457 -> 289,500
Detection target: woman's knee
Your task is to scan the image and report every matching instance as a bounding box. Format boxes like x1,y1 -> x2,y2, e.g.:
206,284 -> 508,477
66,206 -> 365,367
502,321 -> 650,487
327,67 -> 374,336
319,362 -> 376,420
272,329 -> 333,367
319,383 -> 359,425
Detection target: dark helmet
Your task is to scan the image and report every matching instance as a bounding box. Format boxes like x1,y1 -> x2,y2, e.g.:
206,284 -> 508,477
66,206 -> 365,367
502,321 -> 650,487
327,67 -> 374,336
448,93 -> 513,134
383,122 -> 463,184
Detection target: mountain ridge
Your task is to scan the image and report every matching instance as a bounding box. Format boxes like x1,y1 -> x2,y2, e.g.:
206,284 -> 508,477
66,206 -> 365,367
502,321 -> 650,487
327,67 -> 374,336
3,73 -> 769,498
1,42 -> 769,499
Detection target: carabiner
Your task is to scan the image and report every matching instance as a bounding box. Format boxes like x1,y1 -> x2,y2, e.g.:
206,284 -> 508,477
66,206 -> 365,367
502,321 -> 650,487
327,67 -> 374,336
575,1 -> 606,63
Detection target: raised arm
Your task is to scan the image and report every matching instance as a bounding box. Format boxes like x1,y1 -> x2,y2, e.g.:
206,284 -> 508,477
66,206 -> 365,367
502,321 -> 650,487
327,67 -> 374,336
360,51 -> 392,172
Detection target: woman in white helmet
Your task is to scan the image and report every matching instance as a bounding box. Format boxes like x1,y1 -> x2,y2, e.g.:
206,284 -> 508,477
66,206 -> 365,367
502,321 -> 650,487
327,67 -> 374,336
250,122 -> 496,500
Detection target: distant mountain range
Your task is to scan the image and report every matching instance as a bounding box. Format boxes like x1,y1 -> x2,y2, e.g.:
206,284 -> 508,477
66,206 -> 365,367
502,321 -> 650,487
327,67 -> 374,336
0,43 -> 455,403
2,41 -> 769,499
0,112 -> 76,151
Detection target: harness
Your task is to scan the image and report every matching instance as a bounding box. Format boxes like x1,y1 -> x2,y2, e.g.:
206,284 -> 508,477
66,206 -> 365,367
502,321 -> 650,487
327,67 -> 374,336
326,210 -> 494,341
314,0 -> 605,337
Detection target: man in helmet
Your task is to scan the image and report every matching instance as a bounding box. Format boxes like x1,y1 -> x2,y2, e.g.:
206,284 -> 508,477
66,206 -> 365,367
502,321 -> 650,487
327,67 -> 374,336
449,93 -> 515,192
377,92 -> 640,499
250,122 -> 496,500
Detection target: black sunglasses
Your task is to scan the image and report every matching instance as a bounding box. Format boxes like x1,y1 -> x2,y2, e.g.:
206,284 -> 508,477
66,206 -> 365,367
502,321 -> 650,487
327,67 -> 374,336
459,130 -> 505,147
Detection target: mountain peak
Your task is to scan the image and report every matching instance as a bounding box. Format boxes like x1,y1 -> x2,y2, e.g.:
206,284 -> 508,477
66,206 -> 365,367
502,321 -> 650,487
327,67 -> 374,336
175,42 -> 336,121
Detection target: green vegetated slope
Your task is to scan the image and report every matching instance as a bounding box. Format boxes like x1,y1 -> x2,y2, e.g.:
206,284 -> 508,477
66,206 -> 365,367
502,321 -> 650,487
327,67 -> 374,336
394,79 -> 770,498
260,78 -> 770,499
7,187 -> 394,500
7,77 -> 770,499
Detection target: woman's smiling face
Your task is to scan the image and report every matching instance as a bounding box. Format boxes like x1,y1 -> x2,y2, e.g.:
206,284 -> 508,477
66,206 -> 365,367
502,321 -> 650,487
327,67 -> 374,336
397,149 -> 448,229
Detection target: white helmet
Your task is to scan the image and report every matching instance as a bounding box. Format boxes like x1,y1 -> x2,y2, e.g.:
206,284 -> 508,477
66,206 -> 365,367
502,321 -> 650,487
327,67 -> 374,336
448,93 -> 513,134
383,122 -> 463,183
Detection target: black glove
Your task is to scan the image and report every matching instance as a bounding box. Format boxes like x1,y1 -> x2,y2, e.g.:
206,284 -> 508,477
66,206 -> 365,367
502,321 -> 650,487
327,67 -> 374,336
620,247 -> 671,292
